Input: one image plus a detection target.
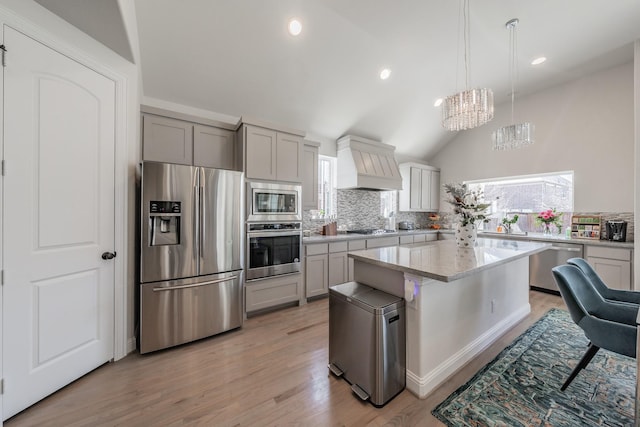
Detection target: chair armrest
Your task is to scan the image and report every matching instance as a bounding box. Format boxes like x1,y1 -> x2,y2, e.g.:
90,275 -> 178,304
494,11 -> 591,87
593,299 -> 639,327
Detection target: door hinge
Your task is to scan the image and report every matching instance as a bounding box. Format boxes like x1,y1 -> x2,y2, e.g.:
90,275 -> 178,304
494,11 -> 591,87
0,44 -> 6,67
1,269 -> 3,285
1,378 -> 4,395
1,159 -> 5,176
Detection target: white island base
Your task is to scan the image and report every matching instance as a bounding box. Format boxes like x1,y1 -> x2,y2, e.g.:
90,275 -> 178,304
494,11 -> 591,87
349,239 -> 548,398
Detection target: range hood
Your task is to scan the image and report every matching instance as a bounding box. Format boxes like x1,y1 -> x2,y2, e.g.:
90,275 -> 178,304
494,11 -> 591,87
336,135 -> 403,191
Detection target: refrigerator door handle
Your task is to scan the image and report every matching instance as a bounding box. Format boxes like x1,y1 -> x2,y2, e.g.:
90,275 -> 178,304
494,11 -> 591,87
194,171 -> 201,274
152,276 -> 238,292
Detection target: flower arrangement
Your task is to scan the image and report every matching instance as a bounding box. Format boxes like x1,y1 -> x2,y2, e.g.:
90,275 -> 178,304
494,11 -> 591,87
443,183 -> 492,226
501,214 -> 519,233
536,209 -> 562,233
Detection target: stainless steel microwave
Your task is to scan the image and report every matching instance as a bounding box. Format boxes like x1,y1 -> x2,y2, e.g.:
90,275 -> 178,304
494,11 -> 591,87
247,181 -> 301,222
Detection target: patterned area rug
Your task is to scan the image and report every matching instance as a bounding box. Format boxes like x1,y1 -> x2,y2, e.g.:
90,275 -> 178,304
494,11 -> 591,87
432,308 -> 635,426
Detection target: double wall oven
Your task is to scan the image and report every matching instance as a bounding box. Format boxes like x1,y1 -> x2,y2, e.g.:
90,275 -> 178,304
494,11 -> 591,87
246,181 -> 302,281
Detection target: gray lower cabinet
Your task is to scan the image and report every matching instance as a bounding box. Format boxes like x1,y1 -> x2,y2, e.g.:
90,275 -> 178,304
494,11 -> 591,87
347,239 -> 366,281
306,253 -> 329,298
305,241 -> 352,298
245,274 -> 303,314
328,242 -> 349,286
585,245 -> 633,290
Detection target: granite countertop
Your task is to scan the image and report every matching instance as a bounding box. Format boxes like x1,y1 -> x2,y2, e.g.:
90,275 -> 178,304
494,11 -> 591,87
348,238 -> 550,282
303,229 -> 439,244
438,229 -> 634,249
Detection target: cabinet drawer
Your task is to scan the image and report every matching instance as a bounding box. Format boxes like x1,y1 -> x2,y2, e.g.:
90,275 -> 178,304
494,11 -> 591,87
348,239 -> 366,251
366,236 -> 399,248
246,274 -> 301,313
306,243 -> 329,256
399,235 -> 414,244
585,245 -> 631,261
329,241 -> 348,253
413,234 -> 426,243
425,233 -> 438,242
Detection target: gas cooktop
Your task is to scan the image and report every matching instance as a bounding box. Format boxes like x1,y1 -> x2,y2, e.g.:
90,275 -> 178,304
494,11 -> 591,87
346,229 -> 396,235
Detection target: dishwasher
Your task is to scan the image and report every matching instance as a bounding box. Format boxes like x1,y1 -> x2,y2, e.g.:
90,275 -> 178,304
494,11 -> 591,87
530,242 -> 583,293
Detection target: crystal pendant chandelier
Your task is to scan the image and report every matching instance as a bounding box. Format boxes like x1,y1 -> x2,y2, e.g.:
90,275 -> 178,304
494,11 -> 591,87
492,18 -> 534,150
442,0 -> 494,131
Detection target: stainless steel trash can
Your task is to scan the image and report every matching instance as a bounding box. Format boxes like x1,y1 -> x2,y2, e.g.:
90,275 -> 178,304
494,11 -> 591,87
328,281 -> 406,407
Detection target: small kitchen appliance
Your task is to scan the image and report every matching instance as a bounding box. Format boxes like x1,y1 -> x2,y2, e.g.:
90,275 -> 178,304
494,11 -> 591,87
606,220 -> 627,242
398,221 -> 414,230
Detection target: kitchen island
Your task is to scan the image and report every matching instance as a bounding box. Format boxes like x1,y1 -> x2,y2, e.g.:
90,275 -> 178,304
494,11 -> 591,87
348,238 -> 550,398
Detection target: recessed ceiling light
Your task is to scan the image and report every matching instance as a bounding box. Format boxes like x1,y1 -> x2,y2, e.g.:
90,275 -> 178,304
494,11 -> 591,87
434,98 -> 443,107
288,19 -> 302,36
531,57 -> 547,66
380,68 -> 391,80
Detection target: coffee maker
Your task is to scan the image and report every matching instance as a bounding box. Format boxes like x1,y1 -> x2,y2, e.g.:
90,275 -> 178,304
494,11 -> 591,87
605,220 -> 627,242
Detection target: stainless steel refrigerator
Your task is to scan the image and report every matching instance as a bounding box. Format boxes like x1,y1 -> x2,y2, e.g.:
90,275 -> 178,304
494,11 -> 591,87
139,161 -> 244,353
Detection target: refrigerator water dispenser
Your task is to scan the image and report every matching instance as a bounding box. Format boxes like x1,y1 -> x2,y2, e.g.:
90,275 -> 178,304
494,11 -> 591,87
149,201 -> 181,246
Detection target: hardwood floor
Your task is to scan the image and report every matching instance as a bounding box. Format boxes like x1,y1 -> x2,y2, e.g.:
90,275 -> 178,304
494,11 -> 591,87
6,290 -> 565,427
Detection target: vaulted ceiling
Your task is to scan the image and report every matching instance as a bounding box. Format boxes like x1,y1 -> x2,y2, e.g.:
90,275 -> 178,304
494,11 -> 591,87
35,0 -> 640,159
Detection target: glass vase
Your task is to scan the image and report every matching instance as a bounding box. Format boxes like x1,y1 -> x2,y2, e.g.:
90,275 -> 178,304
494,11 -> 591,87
543,224 -> 552,235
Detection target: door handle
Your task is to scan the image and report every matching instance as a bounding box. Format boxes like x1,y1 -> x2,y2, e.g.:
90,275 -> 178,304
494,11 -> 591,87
101,251 -> 117,260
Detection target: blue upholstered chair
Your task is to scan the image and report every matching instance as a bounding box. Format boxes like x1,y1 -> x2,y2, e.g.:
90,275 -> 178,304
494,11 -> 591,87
551,264 -> 637,391
567,257 -> 640,305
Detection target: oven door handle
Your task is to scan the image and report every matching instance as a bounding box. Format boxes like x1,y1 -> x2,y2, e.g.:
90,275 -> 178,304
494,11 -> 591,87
247,231 -> 302,239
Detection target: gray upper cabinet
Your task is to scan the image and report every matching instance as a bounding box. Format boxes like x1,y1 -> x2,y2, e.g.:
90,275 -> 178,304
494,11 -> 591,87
244,125 -> 277,180
143,114 -> 194,165
240,122 -> 304,183
141,106 -> 238,170
193,124 -> 236,169
302,142 -> 320,209
399,162 -> 440,212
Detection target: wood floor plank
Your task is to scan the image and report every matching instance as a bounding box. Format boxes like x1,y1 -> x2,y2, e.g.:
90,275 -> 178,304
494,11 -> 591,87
5,290 -> 565,427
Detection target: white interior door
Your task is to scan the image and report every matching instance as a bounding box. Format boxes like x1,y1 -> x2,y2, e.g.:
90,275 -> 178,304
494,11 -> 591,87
2,26 -> 115,420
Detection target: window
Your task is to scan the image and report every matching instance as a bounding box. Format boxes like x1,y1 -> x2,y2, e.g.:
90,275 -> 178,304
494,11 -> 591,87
318,155 -> 337,217
466,171 -> 574,233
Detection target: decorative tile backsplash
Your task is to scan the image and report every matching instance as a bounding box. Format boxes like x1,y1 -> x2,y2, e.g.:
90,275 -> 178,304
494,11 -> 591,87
302,189 -> 435,233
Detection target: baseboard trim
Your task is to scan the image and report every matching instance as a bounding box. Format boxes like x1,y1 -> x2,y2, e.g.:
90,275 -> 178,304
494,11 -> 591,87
406,304 -> 531,398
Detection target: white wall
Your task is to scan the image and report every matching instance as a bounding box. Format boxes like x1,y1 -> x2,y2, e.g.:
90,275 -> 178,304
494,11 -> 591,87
429,62 -> 634,213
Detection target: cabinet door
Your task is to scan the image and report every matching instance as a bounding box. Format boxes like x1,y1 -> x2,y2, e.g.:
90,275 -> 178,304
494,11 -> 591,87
143,114 -> 193,165
347,239 -> 366,281
328,252 -> 348,286
400,235 -> 414,244
302,144 -> 319,209
420,169 -> 431,210
193,124 -> 235,169
245,125 -> 277,180
429,170 -> 440,211
276,133 -> 303,182
587,256 -> 631,290
409,167 -> 422,210
306,254 -> 328,298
